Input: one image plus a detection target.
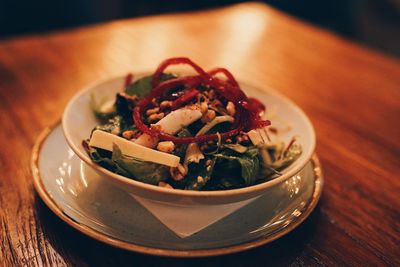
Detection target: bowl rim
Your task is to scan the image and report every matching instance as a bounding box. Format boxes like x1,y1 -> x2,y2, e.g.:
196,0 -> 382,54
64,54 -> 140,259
62,73 -> 316,199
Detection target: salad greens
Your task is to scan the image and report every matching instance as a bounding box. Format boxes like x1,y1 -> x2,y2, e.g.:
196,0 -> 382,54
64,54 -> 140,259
125,73 -> 175,97
112,144 -> 169,184
85,69 -> 302,191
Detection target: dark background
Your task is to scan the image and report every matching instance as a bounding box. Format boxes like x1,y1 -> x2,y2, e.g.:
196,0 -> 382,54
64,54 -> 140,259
0,0 -> 399,57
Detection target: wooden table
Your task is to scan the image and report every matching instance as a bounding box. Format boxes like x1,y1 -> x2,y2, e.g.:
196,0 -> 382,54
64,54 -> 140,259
0,2 -> 399,266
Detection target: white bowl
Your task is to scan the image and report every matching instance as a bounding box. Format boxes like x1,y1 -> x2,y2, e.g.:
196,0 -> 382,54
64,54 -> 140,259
62,73 -> 316,237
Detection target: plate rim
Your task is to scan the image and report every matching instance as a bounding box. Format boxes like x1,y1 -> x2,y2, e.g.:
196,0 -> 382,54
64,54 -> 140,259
31,121 -> 323,258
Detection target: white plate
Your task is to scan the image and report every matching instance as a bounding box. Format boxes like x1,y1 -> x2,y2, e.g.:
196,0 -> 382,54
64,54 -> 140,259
61,74 -> 317,237
31,123 -> 323,257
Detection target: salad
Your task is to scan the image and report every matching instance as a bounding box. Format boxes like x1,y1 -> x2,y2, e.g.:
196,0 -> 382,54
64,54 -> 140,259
83,57 -> 301,191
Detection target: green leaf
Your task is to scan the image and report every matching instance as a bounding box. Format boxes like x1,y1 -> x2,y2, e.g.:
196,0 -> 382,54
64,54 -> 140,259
111,144 -> 169,185
90,94 -> 117,123
115,93 -> 134,124
92,115 -> 135,136
245,146 -> 259,158
257,141 -> 302,179
185,157 -> 216,190
271,143 -> 302,170
83,140 -> 130,177
204,175 -> 244,190
125,73 -> 175,96
214,150 -> 260,186
125,76 -> 153,97
174,128 -> 193,160
236,156 -> 259,185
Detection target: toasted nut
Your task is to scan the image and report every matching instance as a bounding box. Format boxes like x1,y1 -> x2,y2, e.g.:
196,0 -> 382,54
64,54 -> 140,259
178,164 -> 186,175
226,101 -> 236,116
148,112 -> 165,122
236,132 -> 249,143
191,183 -> 198,189
160,100 -> 172,109
170,170 -> 184,181
118,92 -> 137,101
111,127 -> 120,135
200,101 -> 208,114
158,181 -> 173,189
197,176 -> 204,183
157,141 -> 175,153
146,107 -> 160,116
150,124 -> 161,131
201,109 -> 216,123
169,164 -> 186,181
122,130 -> 136,139
225,138 -> 232,144
205,159 -> 212,166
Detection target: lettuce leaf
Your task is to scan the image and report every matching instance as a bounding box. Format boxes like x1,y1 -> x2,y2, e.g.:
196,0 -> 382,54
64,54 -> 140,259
271,143 -> 302,170
92,115 -> 135,136
125,73 -> 175,96
111,144 -> 169,185
115,93 -> 134,124
174,128 -> 192,160
83,140 -> 131,177
214,153 -> 259,186
184,157 -> 216,190
204,175 -> 244,190
90,94 -> 117,123
84,141 -> 169,185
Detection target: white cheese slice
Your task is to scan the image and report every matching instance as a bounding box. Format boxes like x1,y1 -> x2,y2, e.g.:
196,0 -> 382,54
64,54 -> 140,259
248,129 -> 263,145
135,107 -> 202,148
89,130 -> 180,167
156,107 -> 202,134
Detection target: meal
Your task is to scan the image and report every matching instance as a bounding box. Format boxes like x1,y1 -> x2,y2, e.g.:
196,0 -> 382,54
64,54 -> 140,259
83,57 -> 301,190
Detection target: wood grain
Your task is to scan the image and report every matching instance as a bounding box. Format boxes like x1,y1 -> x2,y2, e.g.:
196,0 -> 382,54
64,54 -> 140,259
0,2 -> 399,266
